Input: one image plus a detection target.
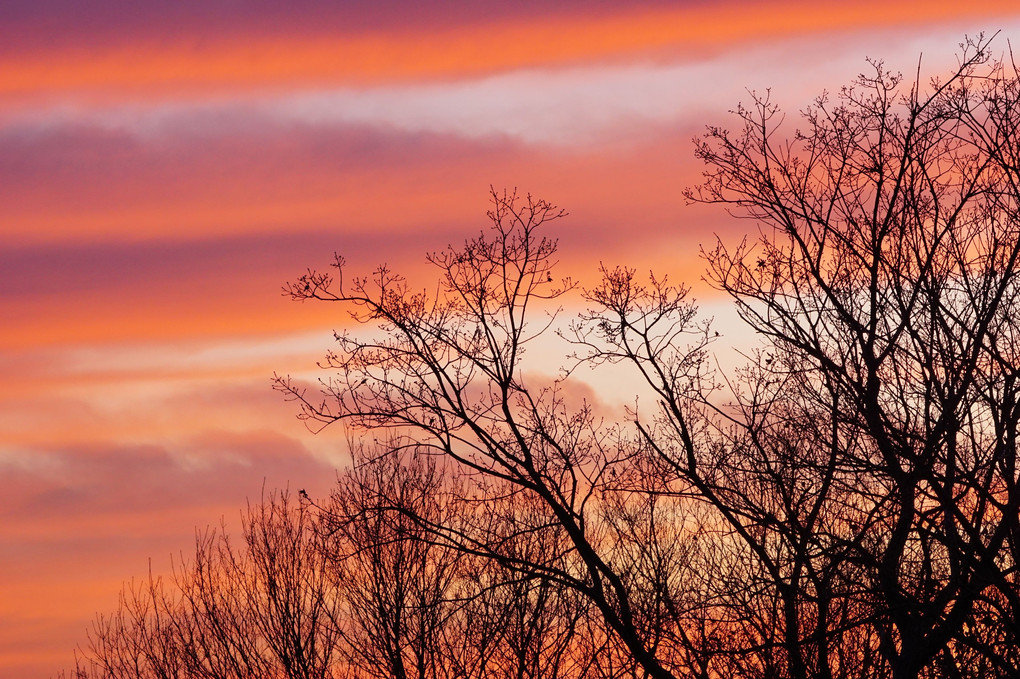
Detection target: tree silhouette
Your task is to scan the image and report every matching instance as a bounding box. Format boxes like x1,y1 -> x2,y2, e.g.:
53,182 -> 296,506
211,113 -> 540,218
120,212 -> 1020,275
685,33 -> 1020,678
274,188 -> 703,679
67,35 -> 1020,679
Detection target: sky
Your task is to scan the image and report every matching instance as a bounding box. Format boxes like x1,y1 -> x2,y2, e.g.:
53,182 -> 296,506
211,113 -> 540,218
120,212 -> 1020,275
3,1 -> 1020,675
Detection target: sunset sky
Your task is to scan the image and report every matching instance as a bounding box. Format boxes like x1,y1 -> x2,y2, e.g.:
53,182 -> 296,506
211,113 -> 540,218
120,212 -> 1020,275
4,2 -> 1020,675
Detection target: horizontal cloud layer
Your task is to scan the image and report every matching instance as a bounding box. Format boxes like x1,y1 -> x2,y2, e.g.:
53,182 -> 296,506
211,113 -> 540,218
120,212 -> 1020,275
4,3 -> 1020,676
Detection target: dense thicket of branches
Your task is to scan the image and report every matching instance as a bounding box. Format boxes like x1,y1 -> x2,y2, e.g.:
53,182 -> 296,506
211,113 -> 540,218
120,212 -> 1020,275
67,36 -> 1020,679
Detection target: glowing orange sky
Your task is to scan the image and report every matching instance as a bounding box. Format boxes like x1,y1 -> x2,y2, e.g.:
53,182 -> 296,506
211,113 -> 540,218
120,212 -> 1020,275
3,0 -> 1017,99
3,2 -> 1020,676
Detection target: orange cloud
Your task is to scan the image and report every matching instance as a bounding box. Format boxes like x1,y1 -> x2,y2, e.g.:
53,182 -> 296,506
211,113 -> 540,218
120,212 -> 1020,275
3,0 -> 1017,103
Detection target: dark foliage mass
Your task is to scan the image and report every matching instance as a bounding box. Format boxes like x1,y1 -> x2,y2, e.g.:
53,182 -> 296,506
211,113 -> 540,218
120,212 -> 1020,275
66,36 -> 1020,679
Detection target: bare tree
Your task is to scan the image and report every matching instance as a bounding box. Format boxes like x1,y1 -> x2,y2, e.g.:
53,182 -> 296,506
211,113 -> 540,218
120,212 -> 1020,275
70,491 -> 343,679
676,33 -> 1020,678
316,447 -> 464,679
275,189 -> 703,679
72,572 -> 187,679
276,35 -> 1020,679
